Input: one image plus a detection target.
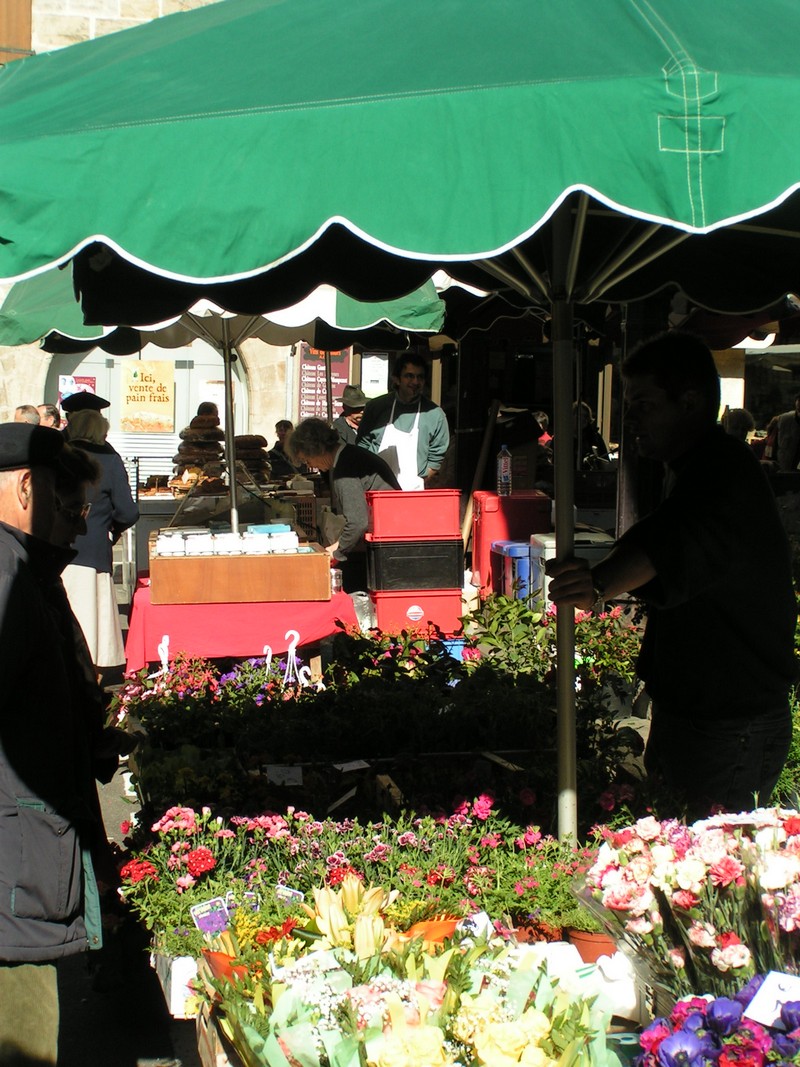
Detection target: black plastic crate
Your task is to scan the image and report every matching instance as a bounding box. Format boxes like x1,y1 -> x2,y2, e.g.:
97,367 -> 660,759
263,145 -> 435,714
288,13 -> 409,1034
366,536 -> 463,591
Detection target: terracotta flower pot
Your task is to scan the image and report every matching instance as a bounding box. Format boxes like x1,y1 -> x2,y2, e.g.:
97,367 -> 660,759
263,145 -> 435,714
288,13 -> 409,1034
513,920 -> 563,943
565,927 -> 616,963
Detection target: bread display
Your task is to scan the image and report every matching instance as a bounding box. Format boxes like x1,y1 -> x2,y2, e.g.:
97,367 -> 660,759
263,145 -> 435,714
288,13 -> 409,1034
174,414 -> 225,481
234,434 -> 271,482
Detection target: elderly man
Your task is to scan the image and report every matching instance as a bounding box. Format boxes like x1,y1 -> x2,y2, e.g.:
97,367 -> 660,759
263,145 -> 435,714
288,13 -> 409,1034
0,423 -> 105,1063
547,332 -> 796,819
13,404 -> 40,425
333,384 -> 367,446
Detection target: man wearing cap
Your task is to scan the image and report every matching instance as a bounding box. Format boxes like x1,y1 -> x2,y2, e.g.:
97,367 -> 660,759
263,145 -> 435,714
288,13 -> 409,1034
62,390 -> 111,433
0,423 -> 105,1062
333,384 -> 367,446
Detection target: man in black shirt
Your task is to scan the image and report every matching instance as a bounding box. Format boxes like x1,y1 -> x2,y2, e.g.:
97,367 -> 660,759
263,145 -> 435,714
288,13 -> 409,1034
547,332 -> 797,817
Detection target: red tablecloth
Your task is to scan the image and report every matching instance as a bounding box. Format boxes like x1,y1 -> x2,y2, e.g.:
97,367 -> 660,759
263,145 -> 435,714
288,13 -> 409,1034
124,580 -> 357,672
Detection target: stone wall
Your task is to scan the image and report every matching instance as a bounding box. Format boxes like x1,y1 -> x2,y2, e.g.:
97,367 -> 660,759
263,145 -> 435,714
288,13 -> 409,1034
32,0 -> 215,52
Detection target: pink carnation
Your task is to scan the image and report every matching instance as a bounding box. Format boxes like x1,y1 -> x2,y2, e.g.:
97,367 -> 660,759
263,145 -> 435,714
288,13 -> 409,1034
471,795 -> 494,821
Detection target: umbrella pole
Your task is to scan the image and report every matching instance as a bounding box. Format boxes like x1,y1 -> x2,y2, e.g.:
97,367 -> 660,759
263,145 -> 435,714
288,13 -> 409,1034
324,350 -> 333,422
552,298 -> 577,841
552,198 -> 578,842
221,320 -> 239,533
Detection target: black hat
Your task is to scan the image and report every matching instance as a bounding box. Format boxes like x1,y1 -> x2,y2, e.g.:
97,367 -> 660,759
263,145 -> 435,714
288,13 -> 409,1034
0,423 -> 64,471
61,391 -> 110,413
341,385 -> 367,409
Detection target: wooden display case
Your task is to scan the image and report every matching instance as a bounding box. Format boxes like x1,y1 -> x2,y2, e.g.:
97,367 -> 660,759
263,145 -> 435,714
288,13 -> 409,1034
149,538 -> 331,604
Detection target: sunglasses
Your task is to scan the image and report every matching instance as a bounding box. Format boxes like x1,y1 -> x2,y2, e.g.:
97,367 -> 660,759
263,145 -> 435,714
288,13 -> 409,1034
56,498 -> 92,522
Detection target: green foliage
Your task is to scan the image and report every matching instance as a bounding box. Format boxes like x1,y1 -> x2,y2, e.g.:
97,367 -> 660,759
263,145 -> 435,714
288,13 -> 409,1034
459,591 -> 642,691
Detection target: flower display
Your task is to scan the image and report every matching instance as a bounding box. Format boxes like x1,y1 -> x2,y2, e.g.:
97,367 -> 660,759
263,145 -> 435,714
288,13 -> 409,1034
636,977 -> 800,1066
118,799 -> 599,958
109,608 -> 646,835
583,808 -> 800,1000
200,878 -> 622,1067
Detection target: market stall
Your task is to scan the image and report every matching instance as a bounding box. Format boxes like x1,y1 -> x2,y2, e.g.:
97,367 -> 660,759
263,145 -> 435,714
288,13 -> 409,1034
125,580 -> 356,672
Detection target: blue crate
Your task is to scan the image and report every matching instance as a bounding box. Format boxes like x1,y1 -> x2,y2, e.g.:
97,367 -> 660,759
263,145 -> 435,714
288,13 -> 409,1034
491,540 -> 544,602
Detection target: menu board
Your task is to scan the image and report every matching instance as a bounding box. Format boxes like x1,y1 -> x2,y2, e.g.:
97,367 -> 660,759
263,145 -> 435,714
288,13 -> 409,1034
298,344 -> 351,420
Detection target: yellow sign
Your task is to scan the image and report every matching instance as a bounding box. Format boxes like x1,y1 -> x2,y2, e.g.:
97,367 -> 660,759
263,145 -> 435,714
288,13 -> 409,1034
120,361 -> 175,433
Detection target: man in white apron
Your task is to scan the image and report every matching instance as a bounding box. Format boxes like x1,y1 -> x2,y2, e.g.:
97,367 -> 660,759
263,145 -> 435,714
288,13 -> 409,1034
356,354 -> 449,490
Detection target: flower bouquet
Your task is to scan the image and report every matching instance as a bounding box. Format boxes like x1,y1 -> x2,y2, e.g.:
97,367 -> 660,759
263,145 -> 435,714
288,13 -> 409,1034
581,809 -> 800,1002
636,975 -> 800,1066
199,874 -> 625,1067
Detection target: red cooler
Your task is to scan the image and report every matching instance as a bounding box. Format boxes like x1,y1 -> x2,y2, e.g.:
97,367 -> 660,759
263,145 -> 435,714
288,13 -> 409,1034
472,490 -> 551,598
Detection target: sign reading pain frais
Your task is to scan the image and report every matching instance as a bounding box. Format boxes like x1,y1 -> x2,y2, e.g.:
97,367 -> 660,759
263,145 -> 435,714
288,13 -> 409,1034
120,360 -> 175,433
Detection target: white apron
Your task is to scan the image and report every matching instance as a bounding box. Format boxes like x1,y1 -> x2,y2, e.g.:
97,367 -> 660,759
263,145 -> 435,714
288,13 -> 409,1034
378,399 -> 424,491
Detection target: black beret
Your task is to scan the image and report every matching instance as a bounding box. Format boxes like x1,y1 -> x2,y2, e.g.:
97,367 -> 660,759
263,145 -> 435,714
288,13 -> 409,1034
0,423 -> 64,471
61,391 -> 110,413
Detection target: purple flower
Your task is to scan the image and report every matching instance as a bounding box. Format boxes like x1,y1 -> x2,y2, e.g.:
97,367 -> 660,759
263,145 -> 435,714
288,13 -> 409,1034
706,997 -> 744,1036
780,1001 -> 800,1033
682,1012 -> 707,1033
734,974 -> 765,1008
773,1032 -> 800,1058
656,1031 -> 704,1067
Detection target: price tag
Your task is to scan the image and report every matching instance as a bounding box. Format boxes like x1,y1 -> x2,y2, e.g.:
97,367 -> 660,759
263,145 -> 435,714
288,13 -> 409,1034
190,897 -> 230,937
275,885 -> 305,906
744,971 -> 800,1029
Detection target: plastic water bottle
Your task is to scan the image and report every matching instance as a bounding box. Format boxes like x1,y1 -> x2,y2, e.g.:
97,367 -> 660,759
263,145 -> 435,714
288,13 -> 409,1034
496,443 -> 512,496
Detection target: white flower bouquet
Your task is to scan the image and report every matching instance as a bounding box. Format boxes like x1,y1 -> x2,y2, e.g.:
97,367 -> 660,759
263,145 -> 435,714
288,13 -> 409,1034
581,808 -> 800,1001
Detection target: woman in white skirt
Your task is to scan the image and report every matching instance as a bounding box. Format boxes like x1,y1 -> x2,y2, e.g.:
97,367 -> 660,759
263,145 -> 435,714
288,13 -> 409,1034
60,409 -> 139,678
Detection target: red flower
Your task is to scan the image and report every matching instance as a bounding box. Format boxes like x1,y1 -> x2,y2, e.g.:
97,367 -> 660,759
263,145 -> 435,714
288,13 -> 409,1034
718,1052 -> 765,1067
717,931 -> 742,949
784,815 -> 800,836
255,917 -> 298,945
120,858 -> 158,883
186,847 -> 216,877
327,865 -> 363,887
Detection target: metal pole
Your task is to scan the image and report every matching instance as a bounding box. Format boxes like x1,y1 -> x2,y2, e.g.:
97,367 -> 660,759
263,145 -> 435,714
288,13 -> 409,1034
221,319 -> 239,533
552,206 -> 578,842
552,299 -> 577,841
324,351 -> 333,421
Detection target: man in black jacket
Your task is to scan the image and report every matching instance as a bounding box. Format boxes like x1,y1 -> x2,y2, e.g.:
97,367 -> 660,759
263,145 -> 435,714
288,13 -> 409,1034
0,424 -> 105,1063
547,332 -> 797,818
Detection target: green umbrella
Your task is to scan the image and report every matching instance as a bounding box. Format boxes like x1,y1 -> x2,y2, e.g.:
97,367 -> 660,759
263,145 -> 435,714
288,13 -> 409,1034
2,0 -> 800,308
0,269 -> 444,531
0,270 -> 443,349
5,0 -> 800,838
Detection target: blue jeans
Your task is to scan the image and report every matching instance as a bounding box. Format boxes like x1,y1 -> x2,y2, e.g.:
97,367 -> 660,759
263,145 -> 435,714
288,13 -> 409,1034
644,703 -> 792,818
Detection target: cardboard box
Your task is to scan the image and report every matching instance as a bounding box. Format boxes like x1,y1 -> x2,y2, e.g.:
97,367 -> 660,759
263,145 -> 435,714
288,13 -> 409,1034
196,1002 -> 246,1067
149,539 -> 331,604
150,952 -> 199,1020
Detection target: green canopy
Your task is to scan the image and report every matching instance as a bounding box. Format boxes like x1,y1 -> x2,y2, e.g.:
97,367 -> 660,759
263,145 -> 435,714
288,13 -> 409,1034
2,0 -> 800,315
0,270 -> 444,349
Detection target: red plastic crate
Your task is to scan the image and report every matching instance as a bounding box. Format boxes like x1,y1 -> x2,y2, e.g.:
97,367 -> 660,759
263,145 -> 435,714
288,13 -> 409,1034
370,588 -> 463,635
472,490 -> 551,598
366,489 -> 461,541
